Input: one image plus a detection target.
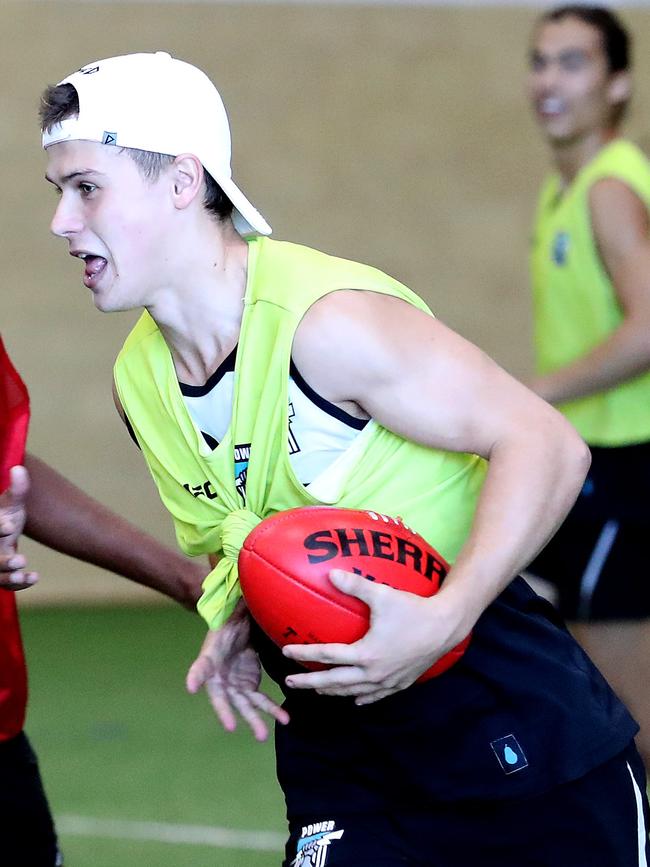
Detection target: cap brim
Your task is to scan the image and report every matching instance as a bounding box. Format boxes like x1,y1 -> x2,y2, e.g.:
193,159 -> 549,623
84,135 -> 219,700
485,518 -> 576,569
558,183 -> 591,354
217,175 -> 272,237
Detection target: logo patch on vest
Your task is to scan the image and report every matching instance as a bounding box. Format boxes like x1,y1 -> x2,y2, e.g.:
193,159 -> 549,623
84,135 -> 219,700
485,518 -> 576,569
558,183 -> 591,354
292,820 -> 344,866
490,734 -> 528,775
551,231 -> 570,265
234,442 -> 251,499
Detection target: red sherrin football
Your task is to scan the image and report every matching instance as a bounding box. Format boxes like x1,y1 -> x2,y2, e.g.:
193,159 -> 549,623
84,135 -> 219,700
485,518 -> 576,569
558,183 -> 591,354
238,506 -> 470,682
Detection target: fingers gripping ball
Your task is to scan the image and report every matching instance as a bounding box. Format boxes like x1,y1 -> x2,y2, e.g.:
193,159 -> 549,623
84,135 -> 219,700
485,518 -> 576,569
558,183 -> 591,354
238,506 -> 470,682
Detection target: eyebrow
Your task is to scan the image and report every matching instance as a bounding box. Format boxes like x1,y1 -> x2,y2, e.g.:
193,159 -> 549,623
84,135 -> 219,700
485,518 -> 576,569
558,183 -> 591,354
559,48 -> 589,59
44,169 -> 102,186
531,46 -> 590,61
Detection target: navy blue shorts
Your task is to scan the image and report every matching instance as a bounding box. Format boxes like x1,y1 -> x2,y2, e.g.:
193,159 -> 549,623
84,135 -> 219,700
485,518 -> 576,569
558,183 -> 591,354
0,731 -> 62,866
283,742 -> 649,866
528,441 -> 650,621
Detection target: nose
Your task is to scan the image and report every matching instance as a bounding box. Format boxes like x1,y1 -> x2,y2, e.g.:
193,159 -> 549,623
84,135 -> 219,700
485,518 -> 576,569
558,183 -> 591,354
532,61 -> 560,93
50,194 -> 83,239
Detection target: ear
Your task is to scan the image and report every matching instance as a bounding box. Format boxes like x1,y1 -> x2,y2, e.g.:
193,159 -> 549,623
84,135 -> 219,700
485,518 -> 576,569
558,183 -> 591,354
607,71 -> 632,109
170,154 -> 204,210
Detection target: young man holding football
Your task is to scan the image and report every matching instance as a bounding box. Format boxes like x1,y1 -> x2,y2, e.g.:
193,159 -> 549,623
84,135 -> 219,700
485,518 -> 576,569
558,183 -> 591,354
40,52 -> 648,865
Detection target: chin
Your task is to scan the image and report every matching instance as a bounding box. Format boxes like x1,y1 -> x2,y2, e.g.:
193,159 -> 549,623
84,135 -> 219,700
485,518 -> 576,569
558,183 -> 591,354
91,283 -> 138,314
91,292 -> 121,314
544,126 -> 577,146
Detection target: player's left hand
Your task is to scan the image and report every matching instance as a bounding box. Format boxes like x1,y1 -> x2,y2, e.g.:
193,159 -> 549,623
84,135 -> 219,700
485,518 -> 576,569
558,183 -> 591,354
282,569 -> 467,704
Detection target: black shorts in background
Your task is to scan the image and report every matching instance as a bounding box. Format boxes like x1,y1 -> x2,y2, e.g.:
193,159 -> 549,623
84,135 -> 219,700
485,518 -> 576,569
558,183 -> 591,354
0,731 -> 61,866
528,440 -> 650,621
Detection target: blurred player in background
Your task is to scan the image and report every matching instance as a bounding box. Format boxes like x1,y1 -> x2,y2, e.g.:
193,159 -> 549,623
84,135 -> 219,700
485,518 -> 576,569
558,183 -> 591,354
0,335 -> 206,865
39,52 -> 649,865
526,5 -> 650,768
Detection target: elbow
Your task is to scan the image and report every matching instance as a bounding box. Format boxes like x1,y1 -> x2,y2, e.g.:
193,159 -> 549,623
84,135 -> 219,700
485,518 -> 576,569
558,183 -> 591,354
573,431 -> 592,486
554,413 -> 591,496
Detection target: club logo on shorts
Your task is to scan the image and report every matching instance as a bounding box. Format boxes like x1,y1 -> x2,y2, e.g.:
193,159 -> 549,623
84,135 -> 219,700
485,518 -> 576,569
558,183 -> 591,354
292,820 -> 344,866
490,734 -> 528,775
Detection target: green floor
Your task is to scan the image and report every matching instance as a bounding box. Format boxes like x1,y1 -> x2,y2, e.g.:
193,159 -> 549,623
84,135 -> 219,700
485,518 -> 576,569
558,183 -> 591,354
20,605 -> 287,866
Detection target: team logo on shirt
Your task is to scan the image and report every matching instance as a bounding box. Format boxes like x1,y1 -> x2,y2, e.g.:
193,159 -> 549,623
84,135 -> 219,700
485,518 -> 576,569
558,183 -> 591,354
292,820 -> 345,866
234,442 -> 251,499
288,402 -> 301,456
551,231 -> 570,265
233,406 -> 302,499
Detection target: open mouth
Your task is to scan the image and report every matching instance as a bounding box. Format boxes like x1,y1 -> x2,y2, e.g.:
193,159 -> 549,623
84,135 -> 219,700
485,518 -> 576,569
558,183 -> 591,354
538,97 -> 566,118
74,252 -> 108,289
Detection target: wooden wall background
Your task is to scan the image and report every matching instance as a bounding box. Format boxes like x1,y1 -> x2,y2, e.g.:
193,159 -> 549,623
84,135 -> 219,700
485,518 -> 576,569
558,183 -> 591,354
4,1 -> 650,603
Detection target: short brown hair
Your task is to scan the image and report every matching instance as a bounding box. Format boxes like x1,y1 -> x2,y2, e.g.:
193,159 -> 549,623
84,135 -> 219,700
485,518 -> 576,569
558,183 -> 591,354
539,5 -> 630,74
39,82 -> 234,221
536,5 -> 631,123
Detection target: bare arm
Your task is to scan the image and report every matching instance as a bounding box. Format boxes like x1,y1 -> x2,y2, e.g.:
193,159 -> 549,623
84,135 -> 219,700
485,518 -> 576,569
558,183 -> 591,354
530,178 -> 650,404
23,452 -> 205,609
283,291 -> 589,699
296,290 -> 588,620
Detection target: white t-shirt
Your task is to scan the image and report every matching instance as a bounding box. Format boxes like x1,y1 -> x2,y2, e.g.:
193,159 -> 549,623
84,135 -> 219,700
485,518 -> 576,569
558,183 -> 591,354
180,346 -> 366,488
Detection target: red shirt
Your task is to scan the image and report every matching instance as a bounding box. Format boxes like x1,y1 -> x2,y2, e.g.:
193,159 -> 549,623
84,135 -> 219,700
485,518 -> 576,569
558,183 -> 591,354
0,336 -> 29,740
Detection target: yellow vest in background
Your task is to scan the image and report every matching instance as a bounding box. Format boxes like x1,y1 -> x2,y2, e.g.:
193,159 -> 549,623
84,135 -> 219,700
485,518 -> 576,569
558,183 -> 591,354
114,238 -> 486,628
531,139 -> 650,446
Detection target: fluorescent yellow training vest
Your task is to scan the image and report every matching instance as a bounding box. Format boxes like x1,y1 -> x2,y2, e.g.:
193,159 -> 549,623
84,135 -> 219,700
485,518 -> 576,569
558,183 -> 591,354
114,238 -> 487,628
531,139 -> 650,446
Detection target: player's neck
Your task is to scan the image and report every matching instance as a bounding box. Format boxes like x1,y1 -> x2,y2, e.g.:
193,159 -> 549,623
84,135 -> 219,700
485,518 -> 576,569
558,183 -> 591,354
551,127 -> 620,186
148,224 -> 250,386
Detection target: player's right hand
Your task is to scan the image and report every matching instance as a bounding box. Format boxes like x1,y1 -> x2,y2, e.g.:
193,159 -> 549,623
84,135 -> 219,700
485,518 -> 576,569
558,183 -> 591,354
0,466 -> 38,591
186,599 -> 290,741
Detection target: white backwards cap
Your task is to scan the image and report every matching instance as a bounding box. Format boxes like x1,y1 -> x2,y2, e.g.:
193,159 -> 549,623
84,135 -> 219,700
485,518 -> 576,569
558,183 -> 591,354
42,52 -> 271,237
